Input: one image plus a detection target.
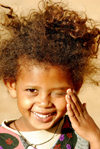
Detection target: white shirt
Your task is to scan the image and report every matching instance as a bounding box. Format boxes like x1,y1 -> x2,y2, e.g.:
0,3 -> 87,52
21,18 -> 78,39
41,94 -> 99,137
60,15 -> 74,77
2,117 -> 89,149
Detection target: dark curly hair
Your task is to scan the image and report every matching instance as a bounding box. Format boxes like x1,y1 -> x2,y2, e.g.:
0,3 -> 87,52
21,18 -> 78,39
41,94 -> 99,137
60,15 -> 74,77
0,0 -> 100,91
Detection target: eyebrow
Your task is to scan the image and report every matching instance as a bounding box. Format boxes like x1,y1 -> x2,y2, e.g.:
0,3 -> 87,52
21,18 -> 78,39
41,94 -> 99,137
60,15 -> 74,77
50,87 -> 69,91
25,86 -> 68,90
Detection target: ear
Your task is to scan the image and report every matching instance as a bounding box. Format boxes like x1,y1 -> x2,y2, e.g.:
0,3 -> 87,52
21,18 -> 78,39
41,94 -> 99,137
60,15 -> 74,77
4,80 -> 17,98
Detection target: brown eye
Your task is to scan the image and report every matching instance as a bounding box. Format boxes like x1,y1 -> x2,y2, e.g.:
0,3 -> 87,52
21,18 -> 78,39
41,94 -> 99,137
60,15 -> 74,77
26,89 -> 37,93
25,89 -> 38,96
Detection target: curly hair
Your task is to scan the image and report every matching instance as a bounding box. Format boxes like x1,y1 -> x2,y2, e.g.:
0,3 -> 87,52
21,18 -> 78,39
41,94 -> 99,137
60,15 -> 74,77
0,0 -> 100,91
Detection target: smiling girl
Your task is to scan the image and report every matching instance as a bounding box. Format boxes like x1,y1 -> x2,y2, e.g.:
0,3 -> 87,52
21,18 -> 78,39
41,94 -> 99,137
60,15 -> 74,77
0,1 -> 100,149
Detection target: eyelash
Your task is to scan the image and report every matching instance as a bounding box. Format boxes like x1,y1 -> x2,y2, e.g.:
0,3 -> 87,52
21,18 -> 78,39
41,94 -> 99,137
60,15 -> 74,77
25,89 -> 66,97
57,93 -> 66,95
52,92 -> 66,97
25,89 -> 38,93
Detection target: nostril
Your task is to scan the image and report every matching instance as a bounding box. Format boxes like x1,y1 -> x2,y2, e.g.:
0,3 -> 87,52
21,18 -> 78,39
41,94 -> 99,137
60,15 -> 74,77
42,101 -> 51,106
39,101 -> 54,108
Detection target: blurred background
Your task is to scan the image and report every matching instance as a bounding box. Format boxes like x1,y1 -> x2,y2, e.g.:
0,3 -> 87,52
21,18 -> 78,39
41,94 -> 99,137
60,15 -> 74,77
0,0 -> 100,127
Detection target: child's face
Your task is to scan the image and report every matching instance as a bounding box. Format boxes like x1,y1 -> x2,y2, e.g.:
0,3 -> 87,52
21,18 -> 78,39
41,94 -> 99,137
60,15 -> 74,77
7,63 -> 74,131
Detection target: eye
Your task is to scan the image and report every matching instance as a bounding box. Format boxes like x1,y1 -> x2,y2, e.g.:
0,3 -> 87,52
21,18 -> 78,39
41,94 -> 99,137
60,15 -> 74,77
58,92 -> 66,95
51,91 -> 66,97
25,88 -> 38,96
26,89 -> 36,92
56,92 -> 66,96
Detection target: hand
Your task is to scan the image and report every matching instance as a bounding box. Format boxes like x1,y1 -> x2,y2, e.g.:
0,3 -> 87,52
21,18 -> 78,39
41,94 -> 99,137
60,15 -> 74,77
65,89 -> 100,148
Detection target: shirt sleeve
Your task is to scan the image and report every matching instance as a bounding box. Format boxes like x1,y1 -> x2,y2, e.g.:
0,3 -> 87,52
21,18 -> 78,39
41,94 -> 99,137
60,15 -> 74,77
75,131 -> 89,149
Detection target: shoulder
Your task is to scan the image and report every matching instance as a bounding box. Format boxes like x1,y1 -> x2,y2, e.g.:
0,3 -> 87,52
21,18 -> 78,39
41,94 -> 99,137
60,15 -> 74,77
0,121 -> 24,149
75,132 -> 89,149
0,120 -> 16,134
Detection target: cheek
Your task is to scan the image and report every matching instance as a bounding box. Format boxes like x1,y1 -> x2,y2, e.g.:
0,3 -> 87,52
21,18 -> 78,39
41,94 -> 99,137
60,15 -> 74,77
17,96 -> 33,111
54,97 -> 66,112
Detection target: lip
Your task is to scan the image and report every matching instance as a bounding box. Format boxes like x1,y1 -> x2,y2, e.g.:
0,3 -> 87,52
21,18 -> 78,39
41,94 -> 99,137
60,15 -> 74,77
31,111 -> 56,123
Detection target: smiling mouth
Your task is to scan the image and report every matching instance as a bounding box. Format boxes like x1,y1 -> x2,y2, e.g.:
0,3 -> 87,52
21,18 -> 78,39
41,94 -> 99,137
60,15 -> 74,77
32,111 -> 56,121
34,112 -> 52,118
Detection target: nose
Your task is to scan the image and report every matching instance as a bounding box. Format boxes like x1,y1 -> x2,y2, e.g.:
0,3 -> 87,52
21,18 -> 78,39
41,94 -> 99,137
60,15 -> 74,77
38,94 -> 53,108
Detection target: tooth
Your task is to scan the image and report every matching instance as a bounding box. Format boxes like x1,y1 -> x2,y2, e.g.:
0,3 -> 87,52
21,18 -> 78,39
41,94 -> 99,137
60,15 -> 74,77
34,112 -> 50,118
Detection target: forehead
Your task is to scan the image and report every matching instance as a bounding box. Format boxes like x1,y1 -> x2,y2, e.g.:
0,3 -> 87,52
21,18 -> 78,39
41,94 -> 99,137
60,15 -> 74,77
19,62 -> 69,79
17,59 -> 73,87
18,57 -> 68,75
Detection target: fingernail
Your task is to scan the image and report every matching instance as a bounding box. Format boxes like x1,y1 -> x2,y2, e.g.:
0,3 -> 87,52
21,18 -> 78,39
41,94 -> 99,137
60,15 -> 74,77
67,88 -> 72,93
66,95 -> 70,104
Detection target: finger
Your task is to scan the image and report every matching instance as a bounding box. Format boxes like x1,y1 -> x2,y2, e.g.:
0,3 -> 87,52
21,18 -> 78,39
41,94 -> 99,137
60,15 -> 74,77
67,89 -> 84,115
67,89 -> 83,112
66,94 -> 80,119
66,102 -> 74,117
67,103 -> 79,127
82,103 -> 89,119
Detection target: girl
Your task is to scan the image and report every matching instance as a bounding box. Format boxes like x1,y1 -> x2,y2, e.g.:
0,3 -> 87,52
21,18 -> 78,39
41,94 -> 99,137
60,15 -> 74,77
0,1 -> 100,149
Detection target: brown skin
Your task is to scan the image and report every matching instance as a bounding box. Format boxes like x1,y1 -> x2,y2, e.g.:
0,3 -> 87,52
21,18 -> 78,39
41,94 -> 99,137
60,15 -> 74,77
66,89 -> 100,149
0,1 -> 100,148
5,64 -> 74,131
5,63 -> 100,148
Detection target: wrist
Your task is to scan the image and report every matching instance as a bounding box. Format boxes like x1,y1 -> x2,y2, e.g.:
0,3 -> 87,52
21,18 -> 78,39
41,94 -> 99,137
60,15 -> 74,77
90,128 -> 100,149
